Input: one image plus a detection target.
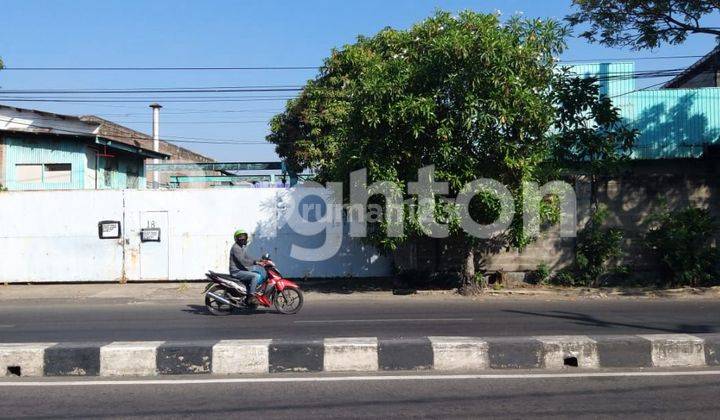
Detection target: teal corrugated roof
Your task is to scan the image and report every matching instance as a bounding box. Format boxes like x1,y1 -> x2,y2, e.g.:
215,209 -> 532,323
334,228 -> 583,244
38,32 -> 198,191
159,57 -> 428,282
568,62 -> 720,159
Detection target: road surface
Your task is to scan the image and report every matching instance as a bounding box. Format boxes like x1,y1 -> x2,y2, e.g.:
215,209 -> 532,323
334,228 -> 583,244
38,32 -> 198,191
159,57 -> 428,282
1,295 -> 719,342
2,370 -> 719,418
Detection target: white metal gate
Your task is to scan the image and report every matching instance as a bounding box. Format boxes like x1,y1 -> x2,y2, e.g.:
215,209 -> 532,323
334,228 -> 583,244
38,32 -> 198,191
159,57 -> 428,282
139,211 -> 169,280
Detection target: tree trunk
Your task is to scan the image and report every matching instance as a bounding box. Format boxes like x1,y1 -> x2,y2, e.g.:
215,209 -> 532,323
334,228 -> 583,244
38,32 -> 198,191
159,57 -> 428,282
463,247 -> 475,282
590,174 -> 599,212
461,245 -> 476,295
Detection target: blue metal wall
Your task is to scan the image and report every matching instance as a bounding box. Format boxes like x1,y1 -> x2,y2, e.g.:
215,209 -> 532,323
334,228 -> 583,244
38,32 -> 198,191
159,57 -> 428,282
3,135 -> 86,190
569,62 -> 720,159
97,155 -> 145,190
626,88 -> 720,159
3,135 -> 147,190
566,62 -> 636,99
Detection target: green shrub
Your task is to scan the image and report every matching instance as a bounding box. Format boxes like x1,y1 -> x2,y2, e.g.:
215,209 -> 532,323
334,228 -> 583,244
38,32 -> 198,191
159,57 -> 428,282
529,262 -> 551,285
550,206 -> 624,287
644,207 -> 720,287
473,272 -> 488,289
0,184 -> 7,192
551,269 -> 576,286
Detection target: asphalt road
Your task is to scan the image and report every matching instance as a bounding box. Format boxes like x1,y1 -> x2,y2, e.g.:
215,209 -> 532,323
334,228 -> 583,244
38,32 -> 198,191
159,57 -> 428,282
2,370 -> 720,418
1,296 -> 720,342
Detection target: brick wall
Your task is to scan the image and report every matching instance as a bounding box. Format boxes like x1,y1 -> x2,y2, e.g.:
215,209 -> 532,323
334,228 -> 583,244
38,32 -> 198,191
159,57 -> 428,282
395,157 -> 720,279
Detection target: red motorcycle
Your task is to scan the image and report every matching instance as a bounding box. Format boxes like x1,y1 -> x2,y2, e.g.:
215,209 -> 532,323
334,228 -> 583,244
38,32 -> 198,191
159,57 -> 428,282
203,254 -> 304,315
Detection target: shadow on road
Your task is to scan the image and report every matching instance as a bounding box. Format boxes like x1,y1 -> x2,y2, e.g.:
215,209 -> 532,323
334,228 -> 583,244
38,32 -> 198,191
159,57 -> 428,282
182,304 -> 283,316
503,309 -> 717,334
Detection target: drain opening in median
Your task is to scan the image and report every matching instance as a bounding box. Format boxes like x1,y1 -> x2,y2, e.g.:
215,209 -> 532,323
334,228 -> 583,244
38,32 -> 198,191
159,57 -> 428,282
563,357 -> 578,367
7,366 -> 21,376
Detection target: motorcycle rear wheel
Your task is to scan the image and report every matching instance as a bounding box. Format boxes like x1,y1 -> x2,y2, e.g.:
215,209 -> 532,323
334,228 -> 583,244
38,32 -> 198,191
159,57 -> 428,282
273,287 -> 304,314
205,285 -> 235,316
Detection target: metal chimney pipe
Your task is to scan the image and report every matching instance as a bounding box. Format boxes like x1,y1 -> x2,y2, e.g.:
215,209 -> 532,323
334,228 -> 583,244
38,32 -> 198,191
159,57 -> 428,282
149,103 -> 162,188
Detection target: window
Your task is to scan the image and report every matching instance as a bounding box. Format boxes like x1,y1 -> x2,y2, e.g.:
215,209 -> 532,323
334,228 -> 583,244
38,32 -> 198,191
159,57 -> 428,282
44,163 -> 72,183
15,164 -> 42,184
14,163 -> 72,184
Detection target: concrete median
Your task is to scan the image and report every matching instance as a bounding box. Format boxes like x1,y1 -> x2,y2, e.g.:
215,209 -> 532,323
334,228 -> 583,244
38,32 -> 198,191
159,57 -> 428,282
1,334 -> 719,378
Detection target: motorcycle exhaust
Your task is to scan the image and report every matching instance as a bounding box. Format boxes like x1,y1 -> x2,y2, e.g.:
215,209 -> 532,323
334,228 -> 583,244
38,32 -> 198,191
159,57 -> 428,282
207,291 -> 238,307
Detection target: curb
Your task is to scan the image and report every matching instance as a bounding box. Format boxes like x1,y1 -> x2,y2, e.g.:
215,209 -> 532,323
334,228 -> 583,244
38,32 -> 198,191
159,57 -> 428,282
1,334 -> 719,377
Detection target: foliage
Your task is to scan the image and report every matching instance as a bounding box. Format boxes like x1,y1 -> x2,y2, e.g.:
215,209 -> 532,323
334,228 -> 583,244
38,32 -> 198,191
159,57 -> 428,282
551,269 -> 577,287
566,0 -> 720,50
269,11 -> 565,247
644,207 -> 720,287
546,70 -> 637,179
529,262 -> 551,285
473,272 -> 488,288
267,10 -> 634,283
0,184 -> 7,192
551,206 -> 625,287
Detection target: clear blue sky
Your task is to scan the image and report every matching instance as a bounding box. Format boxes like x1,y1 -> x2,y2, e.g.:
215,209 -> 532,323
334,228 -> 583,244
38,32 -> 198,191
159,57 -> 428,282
1,0 -> 719,161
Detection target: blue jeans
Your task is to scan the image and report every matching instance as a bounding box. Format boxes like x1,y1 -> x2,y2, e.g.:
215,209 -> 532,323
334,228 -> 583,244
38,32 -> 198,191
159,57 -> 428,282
231,270 -> 261,298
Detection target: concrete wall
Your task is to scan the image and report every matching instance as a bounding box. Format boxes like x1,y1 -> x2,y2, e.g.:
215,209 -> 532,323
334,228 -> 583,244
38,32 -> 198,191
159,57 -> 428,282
398,158 -> 720,279
0,189 -> 391,283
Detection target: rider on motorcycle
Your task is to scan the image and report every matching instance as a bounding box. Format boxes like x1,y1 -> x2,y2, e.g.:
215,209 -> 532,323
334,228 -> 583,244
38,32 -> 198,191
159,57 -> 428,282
229,229 -> 262,306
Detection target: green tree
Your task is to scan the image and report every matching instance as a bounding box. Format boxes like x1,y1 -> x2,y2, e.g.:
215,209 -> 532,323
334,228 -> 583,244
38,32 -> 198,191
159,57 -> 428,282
268,11 -> 634,288
567,0 -> 720,50
546,69 -> 637,208
645,207 -> 720,287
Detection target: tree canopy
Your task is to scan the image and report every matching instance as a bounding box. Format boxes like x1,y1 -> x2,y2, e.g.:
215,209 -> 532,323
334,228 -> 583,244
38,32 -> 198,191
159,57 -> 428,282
566,0 -> 720,50
267,11 -> 636,284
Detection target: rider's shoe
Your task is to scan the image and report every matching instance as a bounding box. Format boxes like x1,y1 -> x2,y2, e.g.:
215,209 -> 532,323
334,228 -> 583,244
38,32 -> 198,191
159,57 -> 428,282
245,296 -> 259,307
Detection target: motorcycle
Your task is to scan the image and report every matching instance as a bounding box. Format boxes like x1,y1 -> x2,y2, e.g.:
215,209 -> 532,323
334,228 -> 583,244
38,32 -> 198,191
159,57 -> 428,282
203,253 -> 304,315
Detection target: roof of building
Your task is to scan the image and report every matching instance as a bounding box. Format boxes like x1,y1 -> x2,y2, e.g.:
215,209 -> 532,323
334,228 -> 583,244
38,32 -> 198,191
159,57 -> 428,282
0,104 -> 168,159
663,45 -> 720,88
80,115 -> 214,163
0,104 -> 96,135
0,104 -> 214,162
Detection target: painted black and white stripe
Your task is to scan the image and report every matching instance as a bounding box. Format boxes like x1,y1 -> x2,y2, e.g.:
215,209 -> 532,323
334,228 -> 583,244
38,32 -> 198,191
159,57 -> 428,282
1,334 -> 719,377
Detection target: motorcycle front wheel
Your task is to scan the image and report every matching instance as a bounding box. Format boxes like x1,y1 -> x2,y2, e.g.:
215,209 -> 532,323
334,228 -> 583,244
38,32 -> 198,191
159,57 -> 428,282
273,287 -> 304,314
205,285 -> 235,316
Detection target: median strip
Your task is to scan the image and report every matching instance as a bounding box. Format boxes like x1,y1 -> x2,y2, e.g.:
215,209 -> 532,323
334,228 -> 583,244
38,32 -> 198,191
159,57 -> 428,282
1,333 -> 719,378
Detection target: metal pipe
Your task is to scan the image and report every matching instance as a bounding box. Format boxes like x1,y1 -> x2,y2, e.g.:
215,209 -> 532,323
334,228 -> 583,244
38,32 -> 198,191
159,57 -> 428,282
149,103 -> 162,188
207,291 -> 236,306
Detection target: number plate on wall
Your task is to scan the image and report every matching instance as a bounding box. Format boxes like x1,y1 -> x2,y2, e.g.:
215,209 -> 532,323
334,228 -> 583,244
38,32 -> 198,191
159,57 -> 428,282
98,221 -> 121,239
140,228 -> 161,242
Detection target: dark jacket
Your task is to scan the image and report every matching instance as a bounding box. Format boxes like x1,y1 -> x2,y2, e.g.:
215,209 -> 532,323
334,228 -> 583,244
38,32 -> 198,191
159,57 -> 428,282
229,243 -> 257,276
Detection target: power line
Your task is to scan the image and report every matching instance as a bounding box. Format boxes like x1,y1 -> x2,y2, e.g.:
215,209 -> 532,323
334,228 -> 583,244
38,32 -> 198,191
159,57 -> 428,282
0,54 -> 709,71
558,54 -> 706,62
97,109 -> 281,116
0,86 -> 302,94
0,97 -> 295,103
609,80 -> 670,99
0,66 -> 319,71
112,120 -> 270,124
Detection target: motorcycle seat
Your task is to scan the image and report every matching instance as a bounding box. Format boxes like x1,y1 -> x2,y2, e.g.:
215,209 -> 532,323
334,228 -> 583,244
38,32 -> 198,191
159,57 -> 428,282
209,271 -> 239,281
